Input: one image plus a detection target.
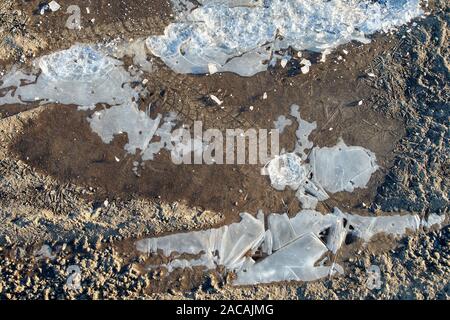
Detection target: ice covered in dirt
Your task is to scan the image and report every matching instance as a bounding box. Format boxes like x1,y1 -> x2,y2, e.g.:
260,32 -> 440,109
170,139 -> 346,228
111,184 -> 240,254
148,0 -> 423,76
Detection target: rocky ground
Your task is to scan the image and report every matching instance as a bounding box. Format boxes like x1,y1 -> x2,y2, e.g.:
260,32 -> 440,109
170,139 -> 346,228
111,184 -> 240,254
0,0 -> 448,300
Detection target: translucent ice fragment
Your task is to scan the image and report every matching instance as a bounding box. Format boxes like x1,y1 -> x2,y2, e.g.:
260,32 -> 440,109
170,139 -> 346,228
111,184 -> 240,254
297,193 -> 319,210
309,140 -> 378,193
234,233 -> 343,285
421,214 -> 447,228
290,104 -> 317,159
289,210 -> 339,239
267,213 -> 297,251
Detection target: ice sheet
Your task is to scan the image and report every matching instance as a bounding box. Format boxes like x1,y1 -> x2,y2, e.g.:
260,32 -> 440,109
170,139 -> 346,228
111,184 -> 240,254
267,213 -> 297,251
136,212 -> 265,270
135,207 -> 443,285
309,140 -> 379,193
148,0 -> 423,76
0,44 -> 139,107
273,115 -> 293,134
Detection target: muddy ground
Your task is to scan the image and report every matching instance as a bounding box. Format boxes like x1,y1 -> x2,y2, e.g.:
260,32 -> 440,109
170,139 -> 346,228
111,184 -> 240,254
0,0 -> 448,299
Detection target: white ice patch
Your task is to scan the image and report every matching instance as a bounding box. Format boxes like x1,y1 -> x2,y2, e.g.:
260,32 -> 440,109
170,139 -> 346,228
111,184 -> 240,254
273,115 -> 292,134
267,105 -> 378,210
290,104 -> 316,159
0,43 -> 180,162
234,233 -> 341,285
421,213 -> 447,229
0,44 -> 140,108
266,153 -> 307,191
148,0 -> 423,76
111,38 -> 153,73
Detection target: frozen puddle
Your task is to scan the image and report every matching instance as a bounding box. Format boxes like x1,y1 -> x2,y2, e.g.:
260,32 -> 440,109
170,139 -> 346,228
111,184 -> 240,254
148,0 -> 423,76
136,209 -> 445,285
0,43 -> 180,161
309,141 -> 378,194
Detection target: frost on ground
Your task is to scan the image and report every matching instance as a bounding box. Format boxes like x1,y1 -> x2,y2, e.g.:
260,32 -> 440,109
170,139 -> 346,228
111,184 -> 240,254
148,0 -> 423,76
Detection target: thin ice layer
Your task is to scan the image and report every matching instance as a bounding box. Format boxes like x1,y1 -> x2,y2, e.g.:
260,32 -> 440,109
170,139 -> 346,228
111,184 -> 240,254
336,209 -> 421,241
0,43 -> 177,162
309,140 -> 378,193
234,233 -> 342,285
88,105 -> 178,160
0,44 -> 139,107
267,213 -> 297,251
290,104 -> 316,159
89,104 -> 161,153
134,207 -> 444,285
421,213 -> 447,228
148,0 -> 423,76
136,212 -> 265,270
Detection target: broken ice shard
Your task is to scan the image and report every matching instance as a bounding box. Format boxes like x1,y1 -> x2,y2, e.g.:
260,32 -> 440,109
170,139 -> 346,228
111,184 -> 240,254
136,212 -> 265,271
135,207 -> 446,286
290,104 -> 317,159
0,43 -> 176,162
